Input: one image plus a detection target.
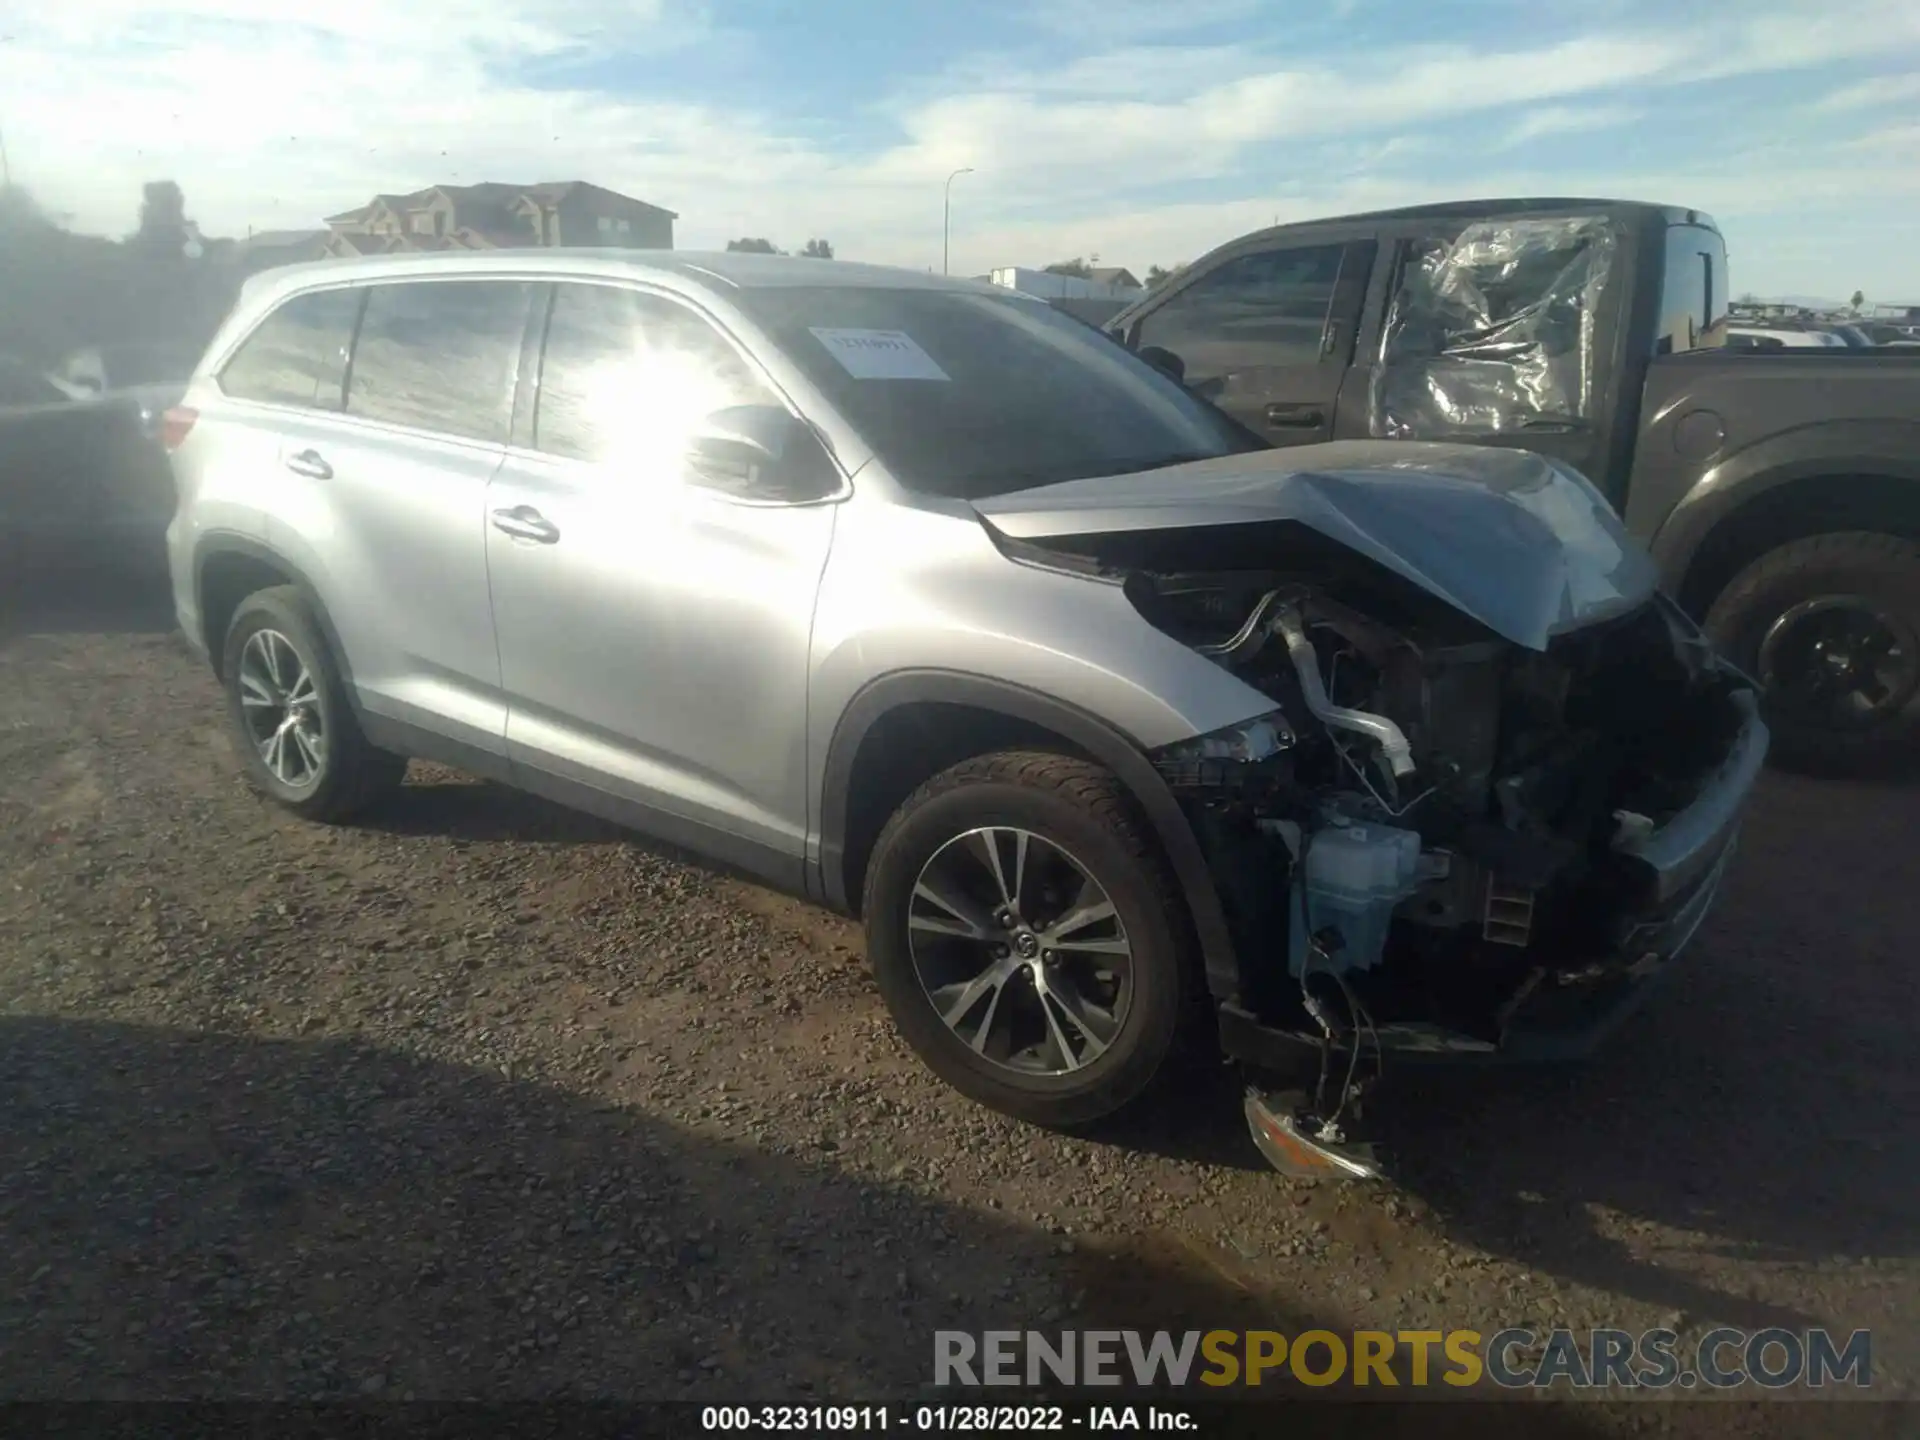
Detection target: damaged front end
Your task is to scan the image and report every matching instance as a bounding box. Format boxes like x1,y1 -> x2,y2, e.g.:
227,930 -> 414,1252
1141,571 -> 1760,1070
974,445 -> 1768,1127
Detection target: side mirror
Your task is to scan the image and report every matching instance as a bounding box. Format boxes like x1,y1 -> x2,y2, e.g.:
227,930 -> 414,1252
1138,345 -> 1186,384
686,405 -> 839,503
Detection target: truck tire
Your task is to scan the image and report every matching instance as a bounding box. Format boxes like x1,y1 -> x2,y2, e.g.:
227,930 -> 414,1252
862,751 -> 1195,1129
1703,532 -> 1920,773
221,585 -> 408,821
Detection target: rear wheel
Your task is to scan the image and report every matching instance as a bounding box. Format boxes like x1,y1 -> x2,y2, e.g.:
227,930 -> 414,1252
1703,532 -> 1920,773
221,586 -> 407,821
862,751 -> 1193,1128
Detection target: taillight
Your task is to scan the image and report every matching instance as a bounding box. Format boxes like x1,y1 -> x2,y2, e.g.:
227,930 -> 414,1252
159,405 -> 198,452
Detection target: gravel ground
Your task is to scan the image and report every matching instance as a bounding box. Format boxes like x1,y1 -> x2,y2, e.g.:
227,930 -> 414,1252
0,565 -> 1914,1431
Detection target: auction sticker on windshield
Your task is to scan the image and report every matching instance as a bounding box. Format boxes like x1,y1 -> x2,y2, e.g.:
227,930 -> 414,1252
808,327 -> 950,381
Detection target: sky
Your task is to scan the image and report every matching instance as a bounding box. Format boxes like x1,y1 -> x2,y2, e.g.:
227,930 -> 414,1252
2,0 -> 1918,300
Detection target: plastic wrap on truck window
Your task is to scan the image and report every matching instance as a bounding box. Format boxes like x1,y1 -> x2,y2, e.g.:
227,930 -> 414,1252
1369,215 -> 1617,441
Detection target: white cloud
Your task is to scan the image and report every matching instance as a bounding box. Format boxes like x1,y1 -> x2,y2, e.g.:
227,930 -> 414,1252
1501,105 -> 1643,147
1815,72 -> 1920,112
0,0 -> 1916,294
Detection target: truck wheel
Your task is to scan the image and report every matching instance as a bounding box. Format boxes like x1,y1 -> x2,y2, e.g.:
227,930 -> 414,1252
221,586 -> 408,821
1703,532 -> 1920,773
862,751 -> 1194,1129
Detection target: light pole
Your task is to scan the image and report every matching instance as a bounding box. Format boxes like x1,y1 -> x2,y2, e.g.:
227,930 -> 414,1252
942,166 -> 973,276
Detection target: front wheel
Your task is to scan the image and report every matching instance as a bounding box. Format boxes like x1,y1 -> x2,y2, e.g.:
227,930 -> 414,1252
862,751 -> 1194,1128
1703,532 -> 1920,774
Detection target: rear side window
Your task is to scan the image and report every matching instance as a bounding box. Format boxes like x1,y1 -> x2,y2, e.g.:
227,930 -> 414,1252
533,283 -> 777,464
1132,243 -> 1346,377
346,280 -> 534,443
219,288 -> 361,409
1656,224 -> 1728,355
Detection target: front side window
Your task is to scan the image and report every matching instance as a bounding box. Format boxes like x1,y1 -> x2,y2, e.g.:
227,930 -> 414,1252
740,285 -> 1259,499
219,287 -> 361,410
346,280 -> 533,443
1132,243 -> 1346,380
534,283 -> 779,467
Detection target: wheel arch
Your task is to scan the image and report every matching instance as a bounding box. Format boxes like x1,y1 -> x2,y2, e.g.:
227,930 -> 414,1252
1653,427 -> 1920,617
194,534 -> 356,695
817,670 -> 1244,1006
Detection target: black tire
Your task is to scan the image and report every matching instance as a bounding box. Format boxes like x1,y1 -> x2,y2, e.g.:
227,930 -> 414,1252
1703,531 -> 1920,774
862,750 -> 1195,1128
220,585 -> 407,821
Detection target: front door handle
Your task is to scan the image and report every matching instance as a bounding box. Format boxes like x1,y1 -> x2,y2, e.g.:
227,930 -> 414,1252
490,505 -> 560,544
284,448 -> 332,480
1265,404 -> 1326,430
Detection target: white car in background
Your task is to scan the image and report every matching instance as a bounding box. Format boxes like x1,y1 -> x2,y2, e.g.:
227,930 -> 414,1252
1722,325 -> 1846,352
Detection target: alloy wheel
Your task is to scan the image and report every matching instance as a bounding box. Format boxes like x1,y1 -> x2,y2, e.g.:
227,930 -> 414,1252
906,826 -> 1134,1078
237,628 -> 326,788
1757,595 -> 1919,731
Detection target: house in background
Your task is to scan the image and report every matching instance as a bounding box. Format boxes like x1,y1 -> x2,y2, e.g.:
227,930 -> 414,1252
322,182 -> 675,256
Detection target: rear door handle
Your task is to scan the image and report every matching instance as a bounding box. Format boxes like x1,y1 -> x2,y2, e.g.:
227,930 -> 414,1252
491,505 -> 560,544
284,448 -> 332,480
1265,404 -> 1326,430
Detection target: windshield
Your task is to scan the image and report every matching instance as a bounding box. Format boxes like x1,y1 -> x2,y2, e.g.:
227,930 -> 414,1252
739,285 -> 1260,499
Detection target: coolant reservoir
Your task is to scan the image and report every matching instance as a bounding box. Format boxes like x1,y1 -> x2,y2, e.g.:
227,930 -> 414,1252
1288,820 -> 1422,976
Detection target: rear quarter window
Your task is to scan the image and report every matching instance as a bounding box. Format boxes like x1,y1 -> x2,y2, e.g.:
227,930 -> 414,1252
218,288 -> 362,409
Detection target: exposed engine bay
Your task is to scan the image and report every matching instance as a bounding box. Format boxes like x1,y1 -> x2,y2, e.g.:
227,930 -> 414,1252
1128,562 -> 1750,1061
971,441 -> 1767,1173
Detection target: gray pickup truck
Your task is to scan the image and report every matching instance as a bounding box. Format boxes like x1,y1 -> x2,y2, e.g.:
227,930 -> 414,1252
1106,198 -> 1920,771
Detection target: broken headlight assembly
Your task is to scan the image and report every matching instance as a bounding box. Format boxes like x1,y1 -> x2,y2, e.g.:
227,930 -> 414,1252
1156,712 -> 1295,765
1150,710 -> 1301,793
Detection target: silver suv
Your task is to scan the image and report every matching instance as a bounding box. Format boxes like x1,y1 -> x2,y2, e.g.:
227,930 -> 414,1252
164,250 -> 1766,1147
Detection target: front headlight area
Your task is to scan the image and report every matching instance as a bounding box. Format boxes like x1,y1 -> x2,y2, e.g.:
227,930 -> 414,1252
1154,711 -> 1295,765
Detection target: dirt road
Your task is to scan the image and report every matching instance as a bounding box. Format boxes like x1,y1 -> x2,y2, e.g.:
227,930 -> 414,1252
1,569 -> 1914,1430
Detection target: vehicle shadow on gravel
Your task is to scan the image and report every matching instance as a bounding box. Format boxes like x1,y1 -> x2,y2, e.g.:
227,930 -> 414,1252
1,1013 -> 1376,1407
1378,770 -> 1919,1334
359,770 -> 635,847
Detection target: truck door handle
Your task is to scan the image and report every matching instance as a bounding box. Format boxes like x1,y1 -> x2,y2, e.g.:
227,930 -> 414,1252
284,448 -> 332,480
491,505 -> 560,544
1265,404 -> 1326,429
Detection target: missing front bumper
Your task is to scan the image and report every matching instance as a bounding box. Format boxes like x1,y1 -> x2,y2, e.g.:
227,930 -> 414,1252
1216,792 -> 1749,1072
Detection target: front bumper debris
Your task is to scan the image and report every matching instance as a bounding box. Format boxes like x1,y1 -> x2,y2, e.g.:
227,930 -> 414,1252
1244,1089 -> 1383,1181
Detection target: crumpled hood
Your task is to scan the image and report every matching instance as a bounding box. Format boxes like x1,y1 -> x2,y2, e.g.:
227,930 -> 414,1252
972,440 -> 1658,651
